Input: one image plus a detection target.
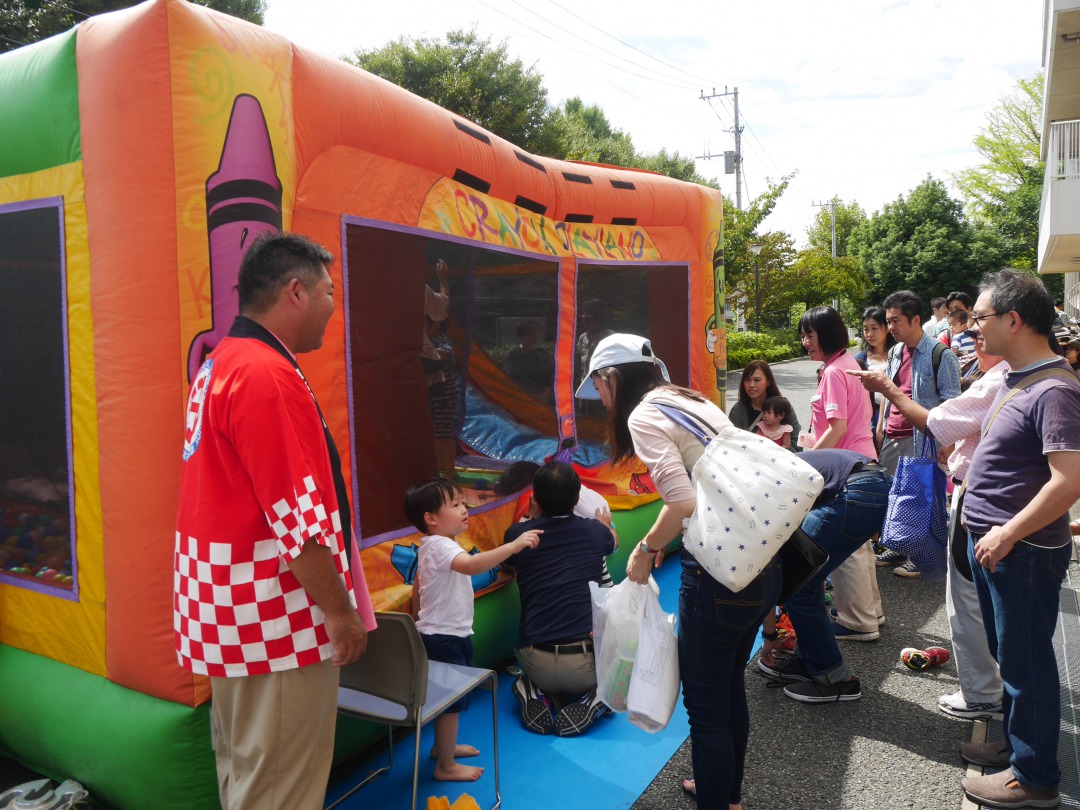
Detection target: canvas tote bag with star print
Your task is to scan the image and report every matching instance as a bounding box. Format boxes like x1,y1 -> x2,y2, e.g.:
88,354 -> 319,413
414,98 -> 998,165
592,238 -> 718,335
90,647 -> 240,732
652,402 -> 825,592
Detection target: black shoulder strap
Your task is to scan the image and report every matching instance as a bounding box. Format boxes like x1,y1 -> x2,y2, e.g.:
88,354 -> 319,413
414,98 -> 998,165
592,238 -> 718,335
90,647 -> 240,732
227,316 -> 353,560
931,341 -> 947,378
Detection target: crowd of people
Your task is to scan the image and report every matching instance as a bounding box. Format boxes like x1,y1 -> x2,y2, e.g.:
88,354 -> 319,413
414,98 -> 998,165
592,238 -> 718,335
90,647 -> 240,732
172,229 -> 1080,810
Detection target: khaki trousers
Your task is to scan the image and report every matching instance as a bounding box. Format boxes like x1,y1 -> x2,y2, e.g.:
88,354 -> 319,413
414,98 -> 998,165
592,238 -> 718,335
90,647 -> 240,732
832,540 -> 883,633
516,644 -> 596,695
210,659 -> 339,810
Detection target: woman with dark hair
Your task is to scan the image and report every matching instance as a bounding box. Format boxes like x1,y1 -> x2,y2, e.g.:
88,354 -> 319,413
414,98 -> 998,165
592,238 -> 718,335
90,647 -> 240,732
727,359 -> 802,447
799,307 -> 874,455
799,306 -> 883,641
577,333 -> 779,810
855,307 -> 895,435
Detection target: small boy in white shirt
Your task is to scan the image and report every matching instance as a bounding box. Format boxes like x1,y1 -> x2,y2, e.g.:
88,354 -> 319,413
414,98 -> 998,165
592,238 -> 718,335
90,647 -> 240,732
404,478 -> 541,781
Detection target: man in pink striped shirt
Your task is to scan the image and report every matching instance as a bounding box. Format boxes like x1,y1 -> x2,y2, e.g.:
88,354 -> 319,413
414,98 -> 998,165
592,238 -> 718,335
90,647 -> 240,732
848,335 -> 1008,721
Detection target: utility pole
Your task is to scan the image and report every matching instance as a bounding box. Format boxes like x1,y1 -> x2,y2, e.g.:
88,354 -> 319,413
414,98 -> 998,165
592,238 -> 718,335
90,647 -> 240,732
813,198 -> 840,310
812,198 -> 837,259
700,87 -> 743,209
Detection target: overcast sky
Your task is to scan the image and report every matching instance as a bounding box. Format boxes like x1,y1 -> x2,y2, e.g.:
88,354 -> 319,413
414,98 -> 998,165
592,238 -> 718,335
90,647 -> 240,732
263,0 -> 1043,247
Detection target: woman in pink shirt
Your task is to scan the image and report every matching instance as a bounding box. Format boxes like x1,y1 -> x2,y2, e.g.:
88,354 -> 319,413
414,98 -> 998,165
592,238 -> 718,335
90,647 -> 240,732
799,306 -> 884,640
799,306 -> 876,457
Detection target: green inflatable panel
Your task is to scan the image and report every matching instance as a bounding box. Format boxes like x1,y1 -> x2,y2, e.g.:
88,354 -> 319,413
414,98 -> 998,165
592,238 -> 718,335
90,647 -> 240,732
0,503 -> 668,806
0,28 -> 81,178
0,645 -> 218,810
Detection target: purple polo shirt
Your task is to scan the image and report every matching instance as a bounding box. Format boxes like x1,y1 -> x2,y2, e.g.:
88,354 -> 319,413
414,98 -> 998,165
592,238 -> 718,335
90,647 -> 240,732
963,358 -> 1080,548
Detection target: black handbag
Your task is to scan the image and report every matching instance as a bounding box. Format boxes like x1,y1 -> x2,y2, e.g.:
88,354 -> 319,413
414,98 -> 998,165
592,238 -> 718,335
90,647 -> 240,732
776,527 -> 829,605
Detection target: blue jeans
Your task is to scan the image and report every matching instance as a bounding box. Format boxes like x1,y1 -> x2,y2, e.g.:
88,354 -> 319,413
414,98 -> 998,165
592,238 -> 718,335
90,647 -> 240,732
787,471 -> 891,683
969,534 -> 1070,789
679,554 -> 781,809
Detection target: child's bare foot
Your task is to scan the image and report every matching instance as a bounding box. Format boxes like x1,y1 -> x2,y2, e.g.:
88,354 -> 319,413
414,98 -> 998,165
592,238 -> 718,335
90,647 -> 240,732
430,744 -> 480,759
433,762 -> 483,782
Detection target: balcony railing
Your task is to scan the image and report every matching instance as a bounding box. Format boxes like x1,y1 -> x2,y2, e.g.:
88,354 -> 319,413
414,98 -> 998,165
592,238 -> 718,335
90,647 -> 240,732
1048,120 -> 1080,179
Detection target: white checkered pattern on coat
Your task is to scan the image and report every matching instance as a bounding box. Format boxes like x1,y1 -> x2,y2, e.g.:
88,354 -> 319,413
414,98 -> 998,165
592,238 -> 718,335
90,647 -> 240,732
174,495 -> 354,678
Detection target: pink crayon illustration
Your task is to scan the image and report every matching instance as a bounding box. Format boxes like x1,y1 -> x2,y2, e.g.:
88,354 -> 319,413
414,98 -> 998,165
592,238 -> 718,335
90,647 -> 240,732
187,94 -> 282,382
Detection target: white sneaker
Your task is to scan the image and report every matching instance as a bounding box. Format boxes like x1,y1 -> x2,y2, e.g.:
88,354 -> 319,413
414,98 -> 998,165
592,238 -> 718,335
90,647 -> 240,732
937,691 -> 1003,721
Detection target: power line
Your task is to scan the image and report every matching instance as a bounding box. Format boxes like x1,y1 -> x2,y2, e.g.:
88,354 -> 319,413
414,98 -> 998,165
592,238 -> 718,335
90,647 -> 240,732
505,0 -> 700,90
476,0 -> 692,95
543,0 -> 719,87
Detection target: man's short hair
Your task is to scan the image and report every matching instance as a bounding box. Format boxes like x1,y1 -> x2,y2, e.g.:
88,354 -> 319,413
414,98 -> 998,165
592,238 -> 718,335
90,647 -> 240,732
882,290 -> 923,324
948,308 -> 969,325
946,291 -> 973,310
931,297 -> 947,310
238,232 -> 334,315
403,478 -> 462,534
978,268 -> 1056,337
532,461 -> 581,517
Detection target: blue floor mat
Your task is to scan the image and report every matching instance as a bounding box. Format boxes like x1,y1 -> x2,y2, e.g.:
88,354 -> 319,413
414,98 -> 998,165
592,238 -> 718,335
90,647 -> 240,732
326,553 -> 736,810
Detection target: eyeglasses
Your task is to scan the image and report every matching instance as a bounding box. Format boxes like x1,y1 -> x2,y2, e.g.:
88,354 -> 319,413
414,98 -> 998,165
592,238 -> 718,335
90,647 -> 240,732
969,312 -> 1007,327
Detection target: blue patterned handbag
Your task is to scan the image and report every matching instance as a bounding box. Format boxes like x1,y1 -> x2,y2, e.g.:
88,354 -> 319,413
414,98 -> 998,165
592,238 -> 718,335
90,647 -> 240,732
880,436 -> 948,577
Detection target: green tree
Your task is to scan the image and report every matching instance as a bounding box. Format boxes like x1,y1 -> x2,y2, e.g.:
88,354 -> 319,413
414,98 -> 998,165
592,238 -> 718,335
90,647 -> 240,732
549,97 -> 713,184
847,175 -> 1003,307
552,98 -> 636,167
721,175 -> 793,317
952,73 -> 1061,296
805,198 -> 867,258
741,230 -> 798,328
348,29 -> 562,156
789,199 -> 870,322
0,0 -> 265,52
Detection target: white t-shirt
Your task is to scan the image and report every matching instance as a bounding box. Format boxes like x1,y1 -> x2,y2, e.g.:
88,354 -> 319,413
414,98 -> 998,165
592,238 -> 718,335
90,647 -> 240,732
415,534 -> 474,637
574,485 -> 609,521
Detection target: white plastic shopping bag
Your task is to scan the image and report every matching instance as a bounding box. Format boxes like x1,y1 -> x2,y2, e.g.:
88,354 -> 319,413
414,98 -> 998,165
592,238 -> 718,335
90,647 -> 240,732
594,578 -> 654,713
627,585 -> 679,732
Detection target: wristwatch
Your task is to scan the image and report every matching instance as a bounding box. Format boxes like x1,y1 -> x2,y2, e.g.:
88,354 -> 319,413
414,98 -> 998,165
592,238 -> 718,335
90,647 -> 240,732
639,541 -> 658,555
762,629 -> 780,641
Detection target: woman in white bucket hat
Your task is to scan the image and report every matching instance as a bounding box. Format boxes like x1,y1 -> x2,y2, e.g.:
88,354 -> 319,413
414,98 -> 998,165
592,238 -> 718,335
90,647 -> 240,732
578,333 -> 779,810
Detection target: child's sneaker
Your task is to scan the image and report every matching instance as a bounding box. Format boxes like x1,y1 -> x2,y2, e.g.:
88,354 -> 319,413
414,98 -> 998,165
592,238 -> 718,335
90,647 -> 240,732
901,647 -> 933,670
901,646 -> 950,670
925,646 -> 950,665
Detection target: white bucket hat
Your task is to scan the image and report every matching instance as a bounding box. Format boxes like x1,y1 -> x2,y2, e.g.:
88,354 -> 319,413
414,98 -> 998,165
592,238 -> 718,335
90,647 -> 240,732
574,333 -> 670,399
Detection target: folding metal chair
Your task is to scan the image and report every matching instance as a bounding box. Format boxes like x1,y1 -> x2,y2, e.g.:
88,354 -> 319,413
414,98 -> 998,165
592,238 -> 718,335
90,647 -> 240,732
326,612 -> 500,810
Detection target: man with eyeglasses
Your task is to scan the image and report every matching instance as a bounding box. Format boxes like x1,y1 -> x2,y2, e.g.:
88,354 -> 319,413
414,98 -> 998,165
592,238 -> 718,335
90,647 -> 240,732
875,289 -> 962,577
959,269 -> 1080,809
848,323 -> 1008,722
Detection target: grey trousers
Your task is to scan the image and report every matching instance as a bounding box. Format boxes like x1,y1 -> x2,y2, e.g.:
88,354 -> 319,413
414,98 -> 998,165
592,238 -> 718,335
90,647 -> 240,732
947,487 -> 1003,704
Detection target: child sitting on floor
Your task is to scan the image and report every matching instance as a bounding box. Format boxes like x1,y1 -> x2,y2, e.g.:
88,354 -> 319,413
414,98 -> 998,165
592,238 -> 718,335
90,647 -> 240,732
755,395 -> 794,449
405,478 -> 542,781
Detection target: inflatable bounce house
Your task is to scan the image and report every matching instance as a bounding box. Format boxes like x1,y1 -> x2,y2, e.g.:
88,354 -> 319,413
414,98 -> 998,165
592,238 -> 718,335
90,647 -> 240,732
0,1 -> 724,806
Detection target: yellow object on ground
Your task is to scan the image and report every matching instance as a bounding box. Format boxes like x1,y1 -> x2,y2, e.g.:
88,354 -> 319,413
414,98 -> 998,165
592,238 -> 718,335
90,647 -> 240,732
426,794 -> 482,810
